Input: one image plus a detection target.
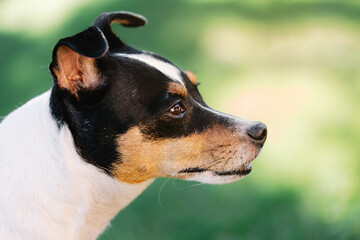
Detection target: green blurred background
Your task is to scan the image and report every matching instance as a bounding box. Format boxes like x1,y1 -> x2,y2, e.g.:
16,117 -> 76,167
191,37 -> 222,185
1,0 -> 359,239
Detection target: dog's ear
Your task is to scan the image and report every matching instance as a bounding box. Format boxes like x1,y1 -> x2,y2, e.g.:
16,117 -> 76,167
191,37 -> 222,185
49,26 -> 109,98
92,11 -> 147,51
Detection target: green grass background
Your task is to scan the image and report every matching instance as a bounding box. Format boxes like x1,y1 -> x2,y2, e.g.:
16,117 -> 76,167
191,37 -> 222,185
1,0 -> 359,239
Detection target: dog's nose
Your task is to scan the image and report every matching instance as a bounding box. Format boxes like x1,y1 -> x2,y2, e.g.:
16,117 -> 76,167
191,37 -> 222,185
246,122 -> 267,145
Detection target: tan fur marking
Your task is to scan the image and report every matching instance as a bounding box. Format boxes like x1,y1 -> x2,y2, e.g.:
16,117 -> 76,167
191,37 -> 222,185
185,71 -> 198,86
112,19 -> 131,25
54,46 -> 100,98
168,82 -> 188,98
113,126 -> 259,184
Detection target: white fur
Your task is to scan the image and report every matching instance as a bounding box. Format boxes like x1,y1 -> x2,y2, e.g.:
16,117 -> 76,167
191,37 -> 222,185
186,171 -> 245,184
0,91 -> 153,240
115,53 -> 184,84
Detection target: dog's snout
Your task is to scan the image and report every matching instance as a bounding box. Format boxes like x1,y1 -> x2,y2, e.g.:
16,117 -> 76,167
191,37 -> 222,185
246,122 -> 267,144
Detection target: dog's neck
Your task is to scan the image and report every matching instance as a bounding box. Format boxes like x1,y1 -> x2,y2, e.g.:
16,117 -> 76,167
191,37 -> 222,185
0,91 -> 152,240
60,125 -> 153,240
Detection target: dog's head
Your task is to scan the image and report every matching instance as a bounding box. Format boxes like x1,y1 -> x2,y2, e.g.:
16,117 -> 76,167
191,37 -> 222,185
49,11 -> 267,184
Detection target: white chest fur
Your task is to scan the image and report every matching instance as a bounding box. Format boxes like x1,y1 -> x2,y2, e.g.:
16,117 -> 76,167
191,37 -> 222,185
0,91 -> 152,240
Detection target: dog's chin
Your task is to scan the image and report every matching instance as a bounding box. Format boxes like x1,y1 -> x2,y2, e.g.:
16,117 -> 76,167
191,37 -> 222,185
179,164 -> 252,184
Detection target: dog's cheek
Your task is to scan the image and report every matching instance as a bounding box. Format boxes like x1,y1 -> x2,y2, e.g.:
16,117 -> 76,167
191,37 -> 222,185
111,126 -> 206,184
111,127 -> 164,184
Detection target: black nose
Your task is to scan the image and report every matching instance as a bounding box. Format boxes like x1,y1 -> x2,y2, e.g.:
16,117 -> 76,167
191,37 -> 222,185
246,122 -> 267,144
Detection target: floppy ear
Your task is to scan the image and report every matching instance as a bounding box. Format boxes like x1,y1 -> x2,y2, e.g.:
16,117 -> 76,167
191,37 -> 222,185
92,11 -> 147,51
49,26 -> 109,98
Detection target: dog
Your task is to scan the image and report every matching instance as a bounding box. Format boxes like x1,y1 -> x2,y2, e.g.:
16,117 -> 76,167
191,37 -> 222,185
0,11 -> 267,240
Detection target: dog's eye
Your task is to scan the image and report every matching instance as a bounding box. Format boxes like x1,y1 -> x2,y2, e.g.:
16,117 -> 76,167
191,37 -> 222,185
167,103 -> 186,117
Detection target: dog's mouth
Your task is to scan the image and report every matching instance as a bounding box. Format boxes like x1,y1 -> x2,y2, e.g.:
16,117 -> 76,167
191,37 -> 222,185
179,163 -> 252,177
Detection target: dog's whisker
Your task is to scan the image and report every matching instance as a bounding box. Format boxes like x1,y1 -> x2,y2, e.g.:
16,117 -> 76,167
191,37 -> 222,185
171,179 -> 205,190
199,156 -> 226,170
158,178 -> 170,210
198,158 -> 220,168
179,182 -> 206,189
201,144 -> 231,153
134,166 -> 147,181
220,158 -> 230,172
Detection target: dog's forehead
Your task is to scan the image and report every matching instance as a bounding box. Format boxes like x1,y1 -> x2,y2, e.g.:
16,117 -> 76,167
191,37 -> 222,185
114,52 -> 184,85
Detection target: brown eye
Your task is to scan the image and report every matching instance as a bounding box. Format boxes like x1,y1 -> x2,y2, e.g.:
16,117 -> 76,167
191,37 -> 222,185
167,103 -> 186,117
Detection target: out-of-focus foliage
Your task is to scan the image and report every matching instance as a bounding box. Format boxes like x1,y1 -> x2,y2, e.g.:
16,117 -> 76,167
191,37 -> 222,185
1,0 -> 359,239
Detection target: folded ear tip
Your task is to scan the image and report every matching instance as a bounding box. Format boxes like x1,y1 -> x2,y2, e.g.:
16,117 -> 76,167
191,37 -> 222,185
93,11 -> 147,28
120,11 -> 148,27
91,11 -> 147,51
53,26 -> 109,60
85,26 -> 109,58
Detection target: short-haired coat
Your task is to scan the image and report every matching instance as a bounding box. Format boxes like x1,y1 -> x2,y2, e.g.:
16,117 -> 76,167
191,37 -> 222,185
0,11 -> 266,240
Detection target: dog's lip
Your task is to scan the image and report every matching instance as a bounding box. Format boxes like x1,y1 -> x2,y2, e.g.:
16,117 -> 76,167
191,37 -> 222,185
215,164 -> 252,176
179,164 -> 252,176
